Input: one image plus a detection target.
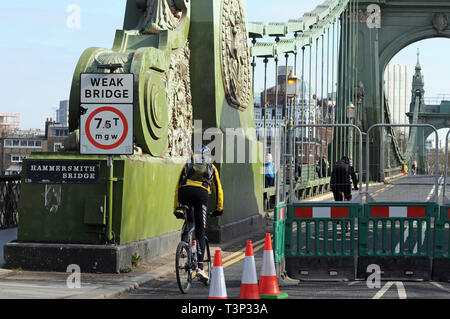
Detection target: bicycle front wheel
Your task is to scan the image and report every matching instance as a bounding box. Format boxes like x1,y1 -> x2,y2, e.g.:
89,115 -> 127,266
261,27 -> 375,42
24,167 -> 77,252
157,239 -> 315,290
175,241 -> 192,294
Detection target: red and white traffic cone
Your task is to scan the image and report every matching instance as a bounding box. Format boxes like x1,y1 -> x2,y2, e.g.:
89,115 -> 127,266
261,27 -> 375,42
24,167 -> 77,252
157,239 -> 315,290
239,240 -> 260,299
209,249 -> 227,299
259,233 -> 288,299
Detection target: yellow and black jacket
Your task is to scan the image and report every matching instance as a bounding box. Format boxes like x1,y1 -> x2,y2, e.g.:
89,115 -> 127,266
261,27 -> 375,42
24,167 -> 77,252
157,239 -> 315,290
174,162 -> 224,212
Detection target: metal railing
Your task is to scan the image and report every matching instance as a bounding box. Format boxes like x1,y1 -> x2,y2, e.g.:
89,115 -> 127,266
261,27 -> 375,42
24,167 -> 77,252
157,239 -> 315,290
292,123 -> 363,202
365,123 -> 440,203
0,175 -> 20,229
444,130 -> 450,205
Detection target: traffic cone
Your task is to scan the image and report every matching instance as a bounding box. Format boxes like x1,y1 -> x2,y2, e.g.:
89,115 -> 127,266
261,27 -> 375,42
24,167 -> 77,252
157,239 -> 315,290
209,249 -> 227,299
259,233 -> 288,299
239,241 -> 260,299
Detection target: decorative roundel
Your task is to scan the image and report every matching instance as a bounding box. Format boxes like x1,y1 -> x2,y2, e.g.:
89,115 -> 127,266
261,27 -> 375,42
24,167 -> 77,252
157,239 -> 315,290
220,0 -> 251,111
433,13 -> 448,33
143,70 -> 169,154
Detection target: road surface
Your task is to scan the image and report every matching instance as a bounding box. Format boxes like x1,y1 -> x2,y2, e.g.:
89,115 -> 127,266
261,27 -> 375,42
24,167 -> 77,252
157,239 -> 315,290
118,175 -> 450,299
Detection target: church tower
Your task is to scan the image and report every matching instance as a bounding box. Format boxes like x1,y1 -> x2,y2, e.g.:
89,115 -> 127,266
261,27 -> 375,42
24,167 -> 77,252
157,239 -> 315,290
410,49 -> 425,113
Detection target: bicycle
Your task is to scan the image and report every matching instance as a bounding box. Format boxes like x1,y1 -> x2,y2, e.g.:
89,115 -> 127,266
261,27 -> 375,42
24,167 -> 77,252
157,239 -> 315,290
175,205 -> 212,294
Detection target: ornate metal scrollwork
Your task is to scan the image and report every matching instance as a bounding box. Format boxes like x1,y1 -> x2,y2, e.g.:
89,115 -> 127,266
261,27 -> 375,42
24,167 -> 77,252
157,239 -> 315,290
433,13 -> 448,33
220,0 -> 251,111
141,0 -> 185,34
70,0 -> 192,157
163,42 -> 192,157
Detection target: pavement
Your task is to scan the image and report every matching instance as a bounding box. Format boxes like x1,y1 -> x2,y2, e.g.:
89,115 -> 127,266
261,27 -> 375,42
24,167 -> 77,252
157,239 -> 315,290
0,217 -> 273,299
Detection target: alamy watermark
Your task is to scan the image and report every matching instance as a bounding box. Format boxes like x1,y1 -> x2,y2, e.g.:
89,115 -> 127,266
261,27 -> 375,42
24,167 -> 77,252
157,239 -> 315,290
66,4 -> 81,29
349,4 -> 381,29
180,120 -> 286,176
366,264 -> 381,289
366,4 -> 381,29
66,264 -> 81,289
173,120 -> 281,165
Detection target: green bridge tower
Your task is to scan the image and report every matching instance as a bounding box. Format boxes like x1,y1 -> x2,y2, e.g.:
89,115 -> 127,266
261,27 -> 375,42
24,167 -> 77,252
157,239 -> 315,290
5,0 -> 264,273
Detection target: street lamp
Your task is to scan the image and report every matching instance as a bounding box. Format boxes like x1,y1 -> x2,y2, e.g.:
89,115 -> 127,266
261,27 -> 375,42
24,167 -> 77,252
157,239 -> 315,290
347,102 -> 355,120
286,68 -> 300,126
287,69 -> 300,98
347,102 -> 356,172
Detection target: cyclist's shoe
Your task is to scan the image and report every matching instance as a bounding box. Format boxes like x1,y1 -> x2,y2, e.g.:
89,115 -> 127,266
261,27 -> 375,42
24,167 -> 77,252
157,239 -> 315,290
212,210 -> 223,217
174,209 -> 185,219
196,269 -> 209,282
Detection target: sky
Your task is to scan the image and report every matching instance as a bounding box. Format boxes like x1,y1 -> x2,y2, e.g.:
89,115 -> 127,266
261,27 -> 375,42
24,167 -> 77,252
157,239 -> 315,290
0,0 -> 126,131
1,0 -> 449,140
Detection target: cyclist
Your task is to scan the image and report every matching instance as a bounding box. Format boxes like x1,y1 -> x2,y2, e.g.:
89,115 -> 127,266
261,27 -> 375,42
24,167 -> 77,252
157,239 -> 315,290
173,145 -> 223,282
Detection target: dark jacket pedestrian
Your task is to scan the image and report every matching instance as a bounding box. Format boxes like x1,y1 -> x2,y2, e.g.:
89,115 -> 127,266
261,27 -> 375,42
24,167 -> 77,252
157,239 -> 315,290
317,155 -> 328,178
295,159 -> 302,182
330,156 -> 358,201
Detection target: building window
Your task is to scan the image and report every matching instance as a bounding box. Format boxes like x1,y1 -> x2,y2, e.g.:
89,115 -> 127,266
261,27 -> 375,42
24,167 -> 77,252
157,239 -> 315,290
4,139 -> 42,148
54,143 -> 63,152
11,154 -> 27,163
11,155 -> 20,163
51,128 -> 69,137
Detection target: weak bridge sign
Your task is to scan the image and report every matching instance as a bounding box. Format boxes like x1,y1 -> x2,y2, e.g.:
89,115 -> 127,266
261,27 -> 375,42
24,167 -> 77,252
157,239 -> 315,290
79,73 -> 134,155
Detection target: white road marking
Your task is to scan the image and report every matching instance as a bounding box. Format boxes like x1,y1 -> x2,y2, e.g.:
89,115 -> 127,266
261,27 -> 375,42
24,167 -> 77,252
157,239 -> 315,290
348,281 -> 360,286
393,176 -> 442,254
372,281 -> 407,299
430,282 -> 449,292
373,281 -> 392,299
427,176 -> 444,201
396,281 -> 407,299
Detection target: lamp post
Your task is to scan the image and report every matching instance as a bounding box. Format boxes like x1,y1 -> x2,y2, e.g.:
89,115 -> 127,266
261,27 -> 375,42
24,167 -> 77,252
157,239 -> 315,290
347,102 -> 356,172
286,68 -> 300,203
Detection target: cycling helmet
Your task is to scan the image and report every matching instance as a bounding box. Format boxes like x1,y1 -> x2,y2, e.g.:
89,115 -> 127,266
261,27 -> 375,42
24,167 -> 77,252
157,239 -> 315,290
193,144 -> 212,164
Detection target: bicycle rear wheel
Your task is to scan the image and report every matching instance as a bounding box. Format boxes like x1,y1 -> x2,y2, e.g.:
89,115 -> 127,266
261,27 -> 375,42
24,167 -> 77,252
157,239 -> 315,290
175,241 -> 192,294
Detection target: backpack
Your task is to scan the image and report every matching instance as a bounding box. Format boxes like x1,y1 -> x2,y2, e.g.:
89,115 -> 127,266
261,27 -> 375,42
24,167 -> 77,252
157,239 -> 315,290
184,158 -> 214,188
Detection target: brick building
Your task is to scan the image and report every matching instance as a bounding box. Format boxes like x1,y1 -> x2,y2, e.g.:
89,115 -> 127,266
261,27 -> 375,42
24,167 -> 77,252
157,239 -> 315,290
0,118 -> 69,175
45,118 -> 69,153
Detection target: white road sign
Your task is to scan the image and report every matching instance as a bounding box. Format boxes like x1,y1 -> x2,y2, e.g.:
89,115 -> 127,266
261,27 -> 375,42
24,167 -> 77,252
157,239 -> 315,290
80,104 -> 133,155
80,73 -> 134,104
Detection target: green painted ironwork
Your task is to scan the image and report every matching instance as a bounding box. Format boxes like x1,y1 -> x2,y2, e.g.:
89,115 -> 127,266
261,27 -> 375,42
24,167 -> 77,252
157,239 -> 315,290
273,204 -> 287,263
284,203 -> 361,258
249,0 -> 349,58
18,152 -> 186,245
0,175 -> 20,229
356,0 -> 450,180
434,206 -> 450,259
358,203 -> 438,258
